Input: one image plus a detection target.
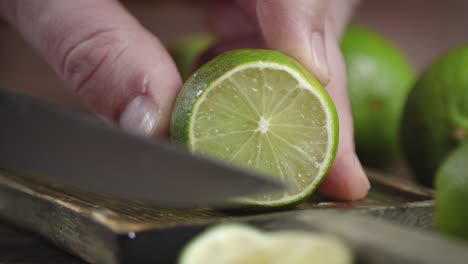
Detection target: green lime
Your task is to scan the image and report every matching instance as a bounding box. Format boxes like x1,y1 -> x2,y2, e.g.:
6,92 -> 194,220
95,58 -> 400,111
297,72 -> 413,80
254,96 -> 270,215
179,223 -> 353,264
341,25 -> 414,168
401,46 -> 468,186
435,140 -> 468,241
170,49 -> 339,207
168,33 -> 215,80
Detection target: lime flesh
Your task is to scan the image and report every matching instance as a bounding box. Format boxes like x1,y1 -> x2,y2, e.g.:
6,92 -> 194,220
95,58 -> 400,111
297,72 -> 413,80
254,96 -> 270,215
179,224 -> 353,264
171,50 -> 338,207
191,65 -> 333,204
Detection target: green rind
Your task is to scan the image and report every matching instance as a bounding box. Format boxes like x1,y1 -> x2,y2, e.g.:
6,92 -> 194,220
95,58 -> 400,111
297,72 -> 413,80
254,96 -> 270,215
341,25 -> 414,168
170,49 -> 339,207
401,46 -> 468,186
435,140 -> 468,241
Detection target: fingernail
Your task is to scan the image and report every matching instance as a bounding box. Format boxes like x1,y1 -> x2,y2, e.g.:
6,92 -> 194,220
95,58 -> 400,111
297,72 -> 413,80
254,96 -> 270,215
119,95 -> 160,136
311,32 -> 330,84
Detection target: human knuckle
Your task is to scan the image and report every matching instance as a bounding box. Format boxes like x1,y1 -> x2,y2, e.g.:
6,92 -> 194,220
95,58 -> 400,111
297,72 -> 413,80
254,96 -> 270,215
60,28 -> 128,93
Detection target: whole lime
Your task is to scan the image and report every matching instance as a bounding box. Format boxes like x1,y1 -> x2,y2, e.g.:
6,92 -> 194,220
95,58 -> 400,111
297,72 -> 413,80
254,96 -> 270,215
401,46 -> 468,186
341,25 -> 414,168
435,140 -> 468,241
179,223 -> 353,264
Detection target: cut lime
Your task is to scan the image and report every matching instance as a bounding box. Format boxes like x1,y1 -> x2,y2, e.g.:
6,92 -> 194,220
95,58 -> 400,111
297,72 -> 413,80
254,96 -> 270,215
178,223 -> 353,264
435,140 -> 468,241
170,49 -> 339,207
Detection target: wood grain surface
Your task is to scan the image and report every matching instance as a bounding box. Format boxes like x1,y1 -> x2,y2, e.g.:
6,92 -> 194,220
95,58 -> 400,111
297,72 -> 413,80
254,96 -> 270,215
0,169 -> 435,263
0,221 -> 83,263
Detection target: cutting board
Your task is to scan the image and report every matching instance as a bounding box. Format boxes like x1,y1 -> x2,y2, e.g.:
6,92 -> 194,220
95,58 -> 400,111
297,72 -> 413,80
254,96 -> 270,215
0,169 -> 437,263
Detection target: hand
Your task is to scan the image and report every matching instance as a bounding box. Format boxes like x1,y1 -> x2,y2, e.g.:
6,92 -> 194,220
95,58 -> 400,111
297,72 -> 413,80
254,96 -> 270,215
0,0 -> 182,137
0,0 -> 370,201
204,0 -> 370,200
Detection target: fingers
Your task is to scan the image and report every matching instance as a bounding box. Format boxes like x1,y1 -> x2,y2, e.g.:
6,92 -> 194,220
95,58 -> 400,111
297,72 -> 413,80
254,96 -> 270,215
212,0 -> 359,83
206,0 -> 257,38
0,0 -> 181,137
317,20 -> 370,200
254,0 -> 330,84
207,0 -> 332,83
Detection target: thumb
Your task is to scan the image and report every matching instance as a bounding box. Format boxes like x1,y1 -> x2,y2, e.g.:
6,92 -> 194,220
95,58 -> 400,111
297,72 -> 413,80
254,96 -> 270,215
0,0 -> 182,137
254,0 -> 330,84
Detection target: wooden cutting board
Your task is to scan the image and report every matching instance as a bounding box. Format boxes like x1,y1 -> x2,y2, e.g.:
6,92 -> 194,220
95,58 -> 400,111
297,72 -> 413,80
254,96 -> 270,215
0,169 -> 436,263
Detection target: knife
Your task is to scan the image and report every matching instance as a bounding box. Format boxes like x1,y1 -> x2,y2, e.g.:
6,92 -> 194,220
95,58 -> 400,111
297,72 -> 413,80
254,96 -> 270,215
0,88 -> 282,207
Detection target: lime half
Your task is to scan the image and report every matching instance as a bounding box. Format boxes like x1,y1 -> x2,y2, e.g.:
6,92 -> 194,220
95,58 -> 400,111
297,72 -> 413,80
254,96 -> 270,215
179,224 -> 353,264
171,49 -> 339,207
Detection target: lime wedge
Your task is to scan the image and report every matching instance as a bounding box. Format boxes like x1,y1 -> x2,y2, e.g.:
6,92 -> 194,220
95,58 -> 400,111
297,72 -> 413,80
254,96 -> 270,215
178,224 -> 353,264
171,49 -> 339,207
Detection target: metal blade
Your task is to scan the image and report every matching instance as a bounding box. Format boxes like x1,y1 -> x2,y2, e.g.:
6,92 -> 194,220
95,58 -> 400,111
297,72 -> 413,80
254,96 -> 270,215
0,88 -> 282,207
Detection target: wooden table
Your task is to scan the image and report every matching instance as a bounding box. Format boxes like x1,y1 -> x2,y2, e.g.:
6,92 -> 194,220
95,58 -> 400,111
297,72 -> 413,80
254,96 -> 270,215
0,221 -> 83,263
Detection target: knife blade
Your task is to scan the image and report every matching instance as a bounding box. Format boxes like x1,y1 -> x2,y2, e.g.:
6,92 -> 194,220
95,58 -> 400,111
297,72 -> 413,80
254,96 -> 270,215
0,88 -> 282,207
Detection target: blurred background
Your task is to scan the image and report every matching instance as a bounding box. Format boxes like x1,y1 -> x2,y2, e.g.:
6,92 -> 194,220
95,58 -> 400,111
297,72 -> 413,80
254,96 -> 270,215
2,0 -> 468,107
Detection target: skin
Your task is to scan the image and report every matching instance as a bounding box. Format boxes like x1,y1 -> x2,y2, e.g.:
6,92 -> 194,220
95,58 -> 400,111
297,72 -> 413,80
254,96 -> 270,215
0,0 -> 370,201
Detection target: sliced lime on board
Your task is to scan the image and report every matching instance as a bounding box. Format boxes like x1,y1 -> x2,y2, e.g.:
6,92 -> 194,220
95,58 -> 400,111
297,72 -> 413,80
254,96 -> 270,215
435,140 -> 468,241
178,223 -> 353,264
